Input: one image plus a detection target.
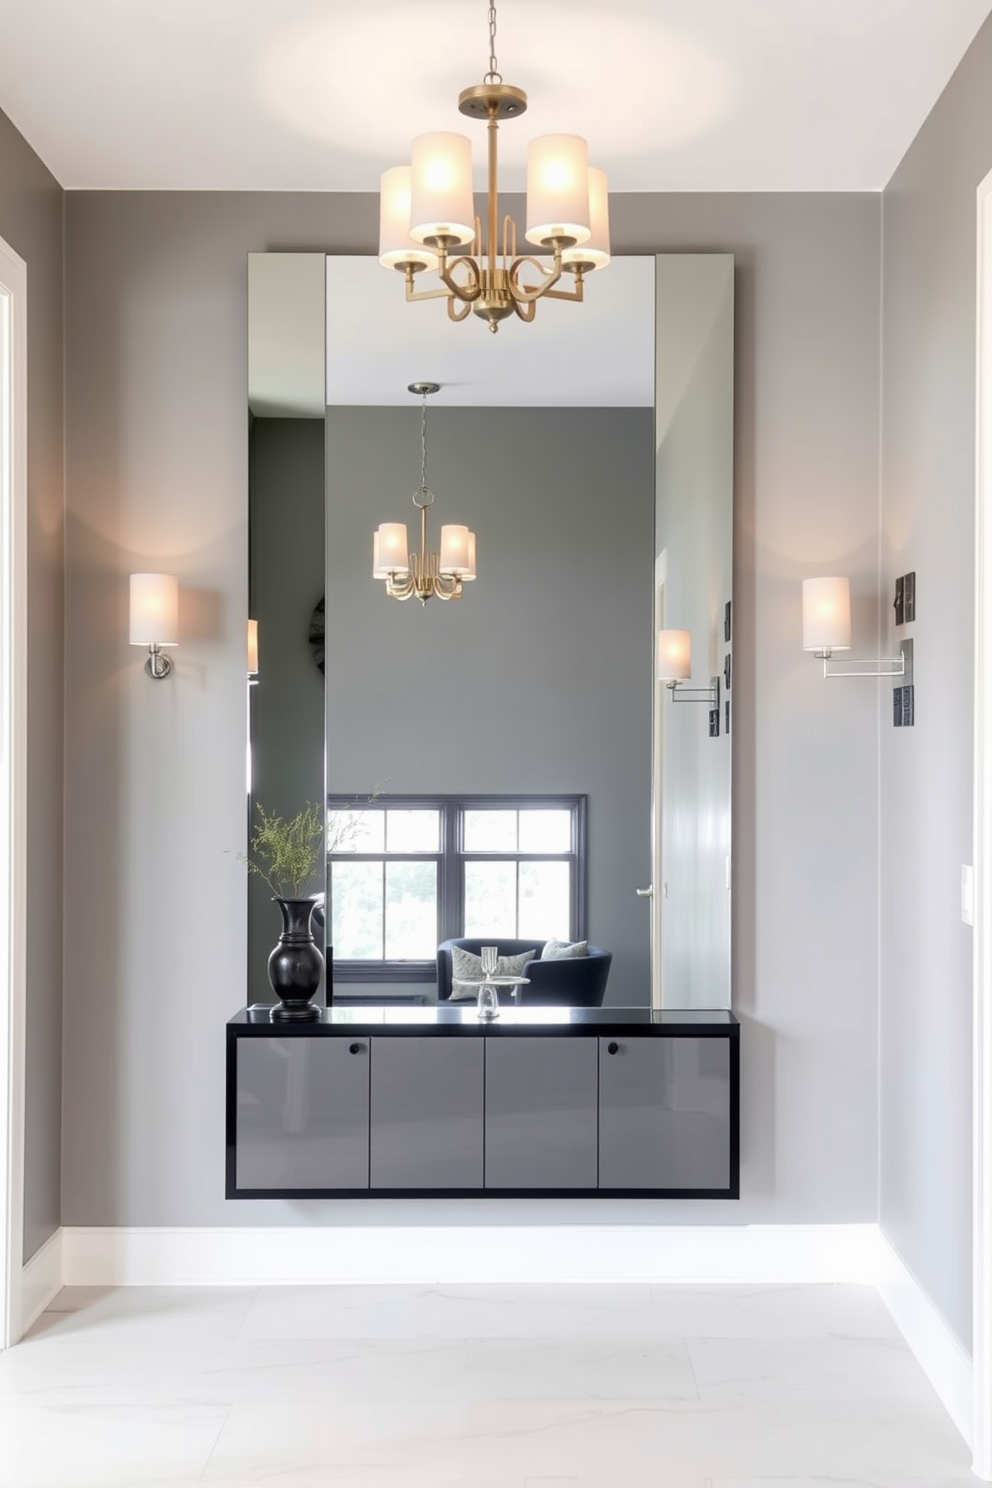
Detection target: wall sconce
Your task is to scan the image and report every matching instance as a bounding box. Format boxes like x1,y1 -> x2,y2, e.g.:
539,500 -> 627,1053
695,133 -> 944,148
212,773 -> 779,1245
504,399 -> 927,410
802,576 -> 906,678
247,618 -> 259,684
129,573 -> 178,679
657,628 -> 721,708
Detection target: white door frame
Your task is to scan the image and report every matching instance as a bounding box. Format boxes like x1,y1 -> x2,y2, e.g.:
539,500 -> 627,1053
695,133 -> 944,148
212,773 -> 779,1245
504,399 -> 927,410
972,167 -> 992,1480
0,234 -> 27,1351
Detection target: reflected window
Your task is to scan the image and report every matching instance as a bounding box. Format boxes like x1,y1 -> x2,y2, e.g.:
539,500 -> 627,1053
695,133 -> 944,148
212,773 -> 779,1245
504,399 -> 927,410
327,795 -> 586,983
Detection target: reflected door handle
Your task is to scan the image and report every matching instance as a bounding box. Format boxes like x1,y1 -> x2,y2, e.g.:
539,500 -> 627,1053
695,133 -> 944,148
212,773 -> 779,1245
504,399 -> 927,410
636,886 -> 653,898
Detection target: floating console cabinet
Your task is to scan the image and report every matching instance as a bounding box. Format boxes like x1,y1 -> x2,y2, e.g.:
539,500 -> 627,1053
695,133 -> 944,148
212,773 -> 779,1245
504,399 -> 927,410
226,1006 -> 740,1200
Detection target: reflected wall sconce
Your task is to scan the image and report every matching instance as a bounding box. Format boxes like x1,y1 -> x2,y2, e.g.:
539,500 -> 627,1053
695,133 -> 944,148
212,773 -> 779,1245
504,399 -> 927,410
656,629 -> 721,709
802,576 -> 906,679
247,619 -> 259,684
129,572 -> 178,680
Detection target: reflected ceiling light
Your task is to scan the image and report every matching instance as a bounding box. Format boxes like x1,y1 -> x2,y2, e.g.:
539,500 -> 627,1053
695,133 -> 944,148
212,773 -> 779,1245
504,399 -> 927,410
377,0 -> 610,334
373,383 -> 477,605
247,618 -> 259,683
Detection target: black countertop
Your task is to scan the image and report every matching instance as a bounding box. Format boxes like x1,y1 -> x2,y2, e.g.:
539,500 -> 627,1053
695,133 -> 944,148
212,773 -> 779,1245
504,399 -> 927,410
230,1006 -> 739,1038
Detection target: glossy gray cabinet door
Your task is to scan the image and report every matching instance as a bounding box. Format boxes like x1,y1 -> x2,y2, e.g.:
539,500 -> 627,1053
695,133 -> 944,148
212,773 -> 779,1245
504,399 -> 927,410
485,1038 -> 598,1188
236,1037 -> 370,1190
370,1037 -> 483,1189
598,1036 -> 730,1190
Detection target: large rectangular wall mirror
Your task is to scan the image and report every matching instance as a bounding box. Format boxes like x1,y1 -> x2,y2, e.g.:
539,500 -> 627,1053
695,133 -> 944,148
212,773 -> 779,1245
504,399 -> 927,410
247,252 -> 733,1012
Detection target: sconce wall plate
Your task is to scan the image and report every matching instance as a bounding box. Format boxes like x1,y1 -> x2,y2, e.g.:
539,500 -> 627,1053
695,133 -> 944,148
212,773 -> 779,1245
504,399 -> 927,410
144,646 -> 173,681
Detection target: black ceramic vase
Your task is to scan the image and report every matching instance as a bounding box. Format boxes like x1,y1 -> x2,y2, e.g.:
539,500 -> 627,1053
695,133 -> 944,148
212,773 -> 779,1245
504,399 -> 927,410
268,898 -> 322,1021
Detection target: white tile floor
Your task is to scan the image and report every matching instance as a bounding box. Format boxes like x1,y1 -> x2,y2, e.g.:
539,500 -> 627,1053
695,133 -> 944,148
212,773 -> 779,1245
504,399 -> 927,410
0,1282 -> 975,1487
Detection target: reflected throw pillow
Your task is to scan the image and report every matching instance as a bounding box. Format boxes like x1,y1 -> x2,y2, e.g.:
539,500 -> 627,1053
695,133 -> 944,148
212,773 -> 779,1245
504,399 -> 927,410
449,945 -> 537,1001
540,938 -> 588,960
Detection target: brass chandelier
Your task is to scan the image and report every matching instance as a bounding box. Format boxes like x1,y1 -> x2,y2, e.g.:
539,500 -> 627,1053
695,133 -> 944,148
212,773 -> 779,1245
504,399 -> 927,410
372,384 -> 477,605
377,1 -> 611,334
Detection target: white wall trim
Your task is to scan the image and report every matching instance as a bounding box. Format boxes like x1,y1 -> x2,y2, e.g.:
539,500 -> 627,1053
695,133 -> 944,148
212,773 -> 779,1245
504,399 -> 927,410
17,1229 -> 62,1340
876,1230 -> 974,1451
974,164 -> 992,1481
0,234 -> 28,1353
61,1221 -> 881,1289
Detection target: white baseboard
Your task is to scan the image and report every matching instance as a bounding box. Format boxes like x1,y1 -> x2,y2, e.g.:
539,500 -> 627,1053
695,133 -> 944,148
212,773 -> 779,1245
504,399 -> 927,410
61,1222 -> 880,1288
17,1228 -> 63,1340
875,1230 -> 974,1451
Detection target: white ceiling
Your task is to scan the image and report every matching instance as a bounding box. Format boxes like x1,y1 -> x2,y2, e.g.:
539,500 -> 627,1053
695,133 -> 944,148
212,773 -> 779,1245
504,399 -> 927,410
326,256 -> 656,407
0,0 -> 989,192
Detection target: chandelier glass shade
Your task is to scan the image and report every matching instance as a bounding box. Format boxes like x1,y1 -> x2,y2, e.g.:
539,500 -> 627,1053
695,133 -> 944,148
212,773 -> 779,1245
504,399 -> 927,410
373,384 -> 477,605
377,1 -> 611,334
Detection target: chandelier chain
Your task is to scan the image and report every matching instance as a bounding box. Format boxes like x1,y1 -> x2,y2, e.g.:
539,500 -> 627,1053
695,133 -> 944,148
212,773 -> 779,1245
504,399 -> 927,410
420,391 -> 429,496
485,1 -> 502,83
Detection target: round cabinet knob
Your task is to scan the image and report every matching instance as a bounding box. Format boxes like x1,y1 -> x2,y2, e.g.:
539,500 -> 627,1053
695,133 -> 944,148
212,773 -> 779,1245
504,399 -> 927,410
607,1041 -> 619,1055
349,1043 -> 363,1055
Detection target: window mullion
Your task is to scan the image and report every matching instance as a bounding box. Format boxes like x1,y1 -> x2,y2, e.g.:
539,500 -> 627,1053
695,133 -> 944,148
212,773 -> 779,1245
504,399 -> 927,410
443,801 -> 459,940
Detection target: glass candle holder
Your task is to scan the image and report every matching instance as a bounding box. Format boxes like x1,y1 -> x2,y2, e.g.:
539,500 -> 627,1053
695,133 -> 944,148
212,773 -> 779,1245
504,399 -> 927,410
476,983 -> 500,1020
481,945 -> 498,977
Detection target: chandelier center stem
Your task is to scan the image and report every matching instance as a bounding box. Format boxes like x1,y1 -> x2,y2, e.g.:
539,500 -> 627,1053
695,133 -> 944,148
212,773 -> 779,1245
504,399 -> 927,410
420,390 -> 428,493
488,107 -> 500,272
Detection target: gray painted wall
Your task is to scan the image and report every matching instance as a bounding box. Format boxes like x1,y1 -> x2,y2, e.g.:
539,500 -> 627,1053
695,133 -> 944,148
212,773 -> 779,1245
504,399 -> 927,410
248,417 -> 326,1006
324,405 -> 654,1002
63,190 -> 881,1228
879,12 -> 992,1350
0,107 -> 64,1262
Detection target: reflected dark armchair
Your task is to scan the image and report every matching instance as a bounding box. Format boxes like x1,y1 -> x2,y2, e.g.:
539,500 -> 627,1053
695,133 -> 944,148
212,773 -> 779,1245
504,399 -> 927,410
437,938 -> 612,1007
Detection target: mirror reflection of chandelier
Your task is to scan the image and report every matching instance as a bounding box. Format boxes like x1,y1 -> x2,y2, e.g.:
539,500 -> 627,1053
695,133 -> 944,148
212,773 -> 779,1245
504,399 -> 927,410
377,0 -> 612,335
373,383 -> 477,605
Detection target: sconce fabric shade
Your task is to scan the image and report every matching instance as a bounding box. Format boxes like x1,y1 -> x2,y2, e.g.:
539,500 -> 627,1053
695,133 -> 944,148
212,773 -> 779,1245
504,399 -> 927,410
439,524 -> 476,576
657,629 -> 692,682
409,133 -> 476,246
378,166 -> 440,271
802,576 -> 851,652
525,134 -> 592,247
129,573 -> 178,647
562,166 -> 611,271
374,523 -> 410,576
247,619 -> 259,675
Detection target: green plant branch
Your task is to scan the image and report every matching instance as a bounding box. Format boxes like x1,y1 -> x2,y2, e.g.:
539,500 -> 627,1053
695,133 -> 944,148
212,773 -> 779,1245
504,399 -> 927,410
237,801 -> 326,899
232,789 -> 384,901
